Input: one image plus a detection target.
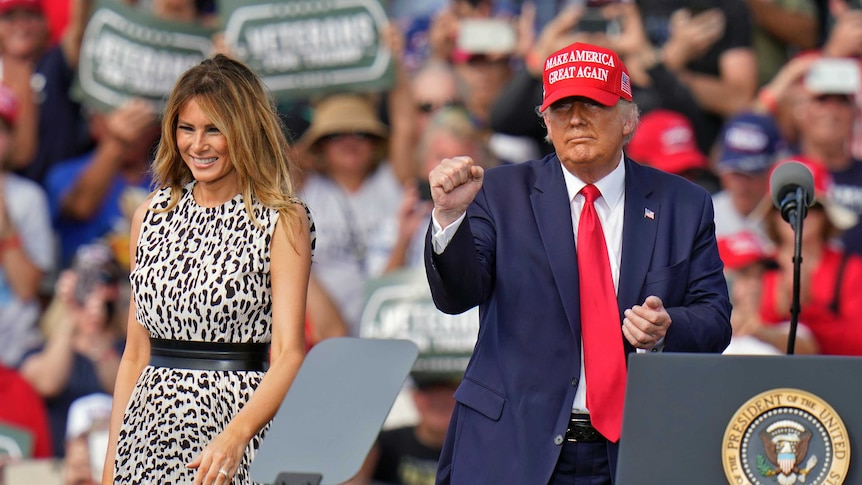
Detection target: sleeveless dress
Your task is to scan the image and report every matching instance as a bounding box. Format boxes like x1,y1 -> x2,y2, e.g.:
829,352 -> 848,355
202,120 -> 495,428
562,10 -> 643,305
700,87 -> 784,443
114,182 -> 313,484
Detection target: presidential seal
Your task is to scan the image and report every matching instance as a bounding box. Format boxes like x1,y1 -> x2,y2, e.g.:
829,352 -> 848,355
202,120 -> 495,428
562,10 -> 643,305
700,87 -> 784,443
722,388 -> 850,485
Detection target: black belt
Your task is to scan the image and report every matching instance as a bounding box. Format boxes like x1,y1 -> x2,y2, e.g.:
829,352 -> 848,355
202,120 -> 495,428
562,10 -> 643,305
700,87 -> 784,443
565,413 -> 606,443
149,338 -> 270,371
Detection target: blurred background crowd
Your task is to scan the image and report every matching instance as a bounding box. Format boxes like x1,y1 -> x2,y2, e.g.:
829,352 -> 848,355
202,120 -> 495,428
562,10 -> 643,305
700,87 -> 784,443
2,0 -> 862,483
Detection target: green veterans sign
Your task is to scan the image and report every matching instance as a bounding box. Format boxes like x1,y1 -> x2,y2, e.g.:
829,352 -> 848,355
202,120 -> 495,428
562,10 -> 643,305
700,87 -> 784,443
77,0 -> 215,111
0,422 -> 34,459
220,0 -> 395,100
360,268 -> 476,376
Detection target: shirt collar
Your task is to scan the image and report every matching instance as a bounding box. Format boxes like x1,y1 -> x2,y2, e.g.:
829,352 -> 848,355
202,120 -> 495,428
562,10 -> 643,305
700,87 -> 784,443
562,152 -> 626,210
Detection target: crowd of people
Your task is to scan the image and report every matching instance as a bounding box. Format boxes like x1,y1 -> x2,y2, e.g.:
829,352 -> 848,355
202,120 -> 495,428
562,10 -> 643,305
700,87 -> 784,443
1,0 -> 862,483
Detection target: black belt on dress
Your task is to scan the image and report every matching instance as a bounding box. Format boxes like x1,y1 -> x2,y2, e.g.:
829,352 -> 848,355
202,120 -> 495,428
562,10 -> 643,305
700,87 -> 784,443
565,413 -> 606,443
149,338 -> 270,371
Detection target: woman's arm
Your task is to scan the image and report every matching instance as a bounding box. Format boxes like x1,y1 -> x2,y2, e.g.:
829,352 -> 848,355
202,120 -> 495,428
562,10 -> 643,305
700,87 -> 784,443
101,198 -> 152,485
60,0 -> 92,71
18,305 -> 76,397
188,204 -> 312,484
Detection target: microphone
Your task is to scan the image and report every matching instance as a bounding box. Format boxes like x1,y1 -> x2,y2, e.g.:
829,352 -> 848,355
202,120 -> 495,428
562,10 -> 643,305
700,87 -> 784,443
768,160 -> 817,355
769,161 -> 815,224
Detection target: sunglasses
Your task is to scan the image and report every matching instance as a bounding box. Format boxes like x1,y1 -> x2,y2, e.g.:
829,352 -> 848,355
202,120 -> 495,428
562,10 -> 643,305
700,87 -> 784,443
0,9 -> 42,21
812,94 -> 854,105
417,100 -> 463,114
320,132 -> 377,143
463,54 -> 511,66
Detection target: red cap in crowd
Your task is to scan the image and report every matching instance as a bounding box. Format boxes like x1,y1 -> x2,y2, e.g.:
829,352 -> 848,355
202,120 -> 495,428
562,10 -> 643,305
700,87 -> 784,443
0,85 -> 18,128
541,42 -> 632,111
0,0 -> 42,15
717,232 -> 770,271
626,110 -> 707,175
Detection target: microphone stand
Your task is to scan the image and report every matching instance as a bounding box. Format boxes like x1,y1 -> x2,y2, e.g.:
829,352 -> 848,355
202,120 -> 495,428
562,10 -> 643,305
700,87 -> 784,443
786,187 -> 807,355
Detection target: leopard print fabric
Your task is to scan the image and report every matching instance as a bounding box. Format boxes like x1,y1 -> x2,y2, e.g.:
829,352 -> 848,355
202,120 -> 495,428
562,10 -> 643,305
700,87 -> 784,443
114,181 -> 314,484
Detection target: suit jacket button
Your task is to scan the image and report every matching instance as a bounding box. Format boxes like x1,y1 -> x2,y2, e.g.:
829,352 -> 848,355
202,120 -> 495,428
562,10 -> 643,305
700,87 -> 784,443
554,434 -> 564,445
571,378 -> 578,387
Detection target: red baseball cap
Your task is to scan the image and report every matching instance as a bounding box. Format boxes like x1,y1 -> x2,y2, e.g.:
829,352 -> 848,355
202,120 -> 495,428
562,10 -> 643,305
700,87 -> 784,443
541,42 -> 632,111
717,232 -> 770,270
626,110 -> 707,175
0,0 -> 42,14
0,85 -> 18,128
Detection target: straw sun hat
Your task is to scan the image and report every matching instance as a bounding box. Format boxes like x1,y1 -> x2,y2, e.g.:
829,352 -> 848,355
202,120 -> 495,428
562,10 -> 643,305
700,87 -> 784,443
299,93 -> 389,151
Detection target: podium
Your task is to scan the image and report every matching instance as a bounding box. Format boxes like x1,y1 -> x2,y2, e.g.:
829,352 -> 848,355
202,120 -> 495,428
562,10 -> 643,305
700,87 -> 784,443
616,353 -> 861,484
250,337 -> 418,485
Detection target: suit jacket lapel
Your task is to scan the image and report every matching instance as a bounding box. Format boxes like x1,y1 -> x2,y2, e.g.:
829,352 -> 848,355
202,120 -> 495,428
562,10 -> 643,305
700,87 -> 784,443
531,155 -> 582,336
618,159 -> 659,321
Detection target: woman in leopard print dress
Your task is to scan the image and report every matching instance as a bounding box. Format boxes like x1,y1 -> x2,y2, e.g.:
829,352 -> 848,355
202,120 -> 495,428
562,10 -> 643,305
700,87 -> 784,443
102,55 -> 314,485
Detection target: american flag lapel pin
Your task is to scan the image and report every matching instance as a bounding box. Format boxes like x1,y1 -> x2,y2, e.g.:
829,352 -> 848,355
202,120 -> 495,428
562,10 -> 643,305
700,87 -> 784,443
644,208 -> 655,220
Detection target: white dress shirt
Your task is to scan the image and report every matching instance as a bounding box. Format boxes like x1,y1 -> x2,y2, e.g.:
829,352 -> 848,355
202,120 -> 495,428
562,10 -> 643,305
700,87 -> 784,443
430,154 -> 631,414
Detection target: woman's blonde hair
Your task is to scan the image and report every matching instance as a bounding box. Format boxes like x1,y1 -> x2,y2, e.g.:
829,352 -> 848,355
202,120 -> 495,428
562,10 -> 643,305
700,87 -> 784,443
151,54 -> 303,235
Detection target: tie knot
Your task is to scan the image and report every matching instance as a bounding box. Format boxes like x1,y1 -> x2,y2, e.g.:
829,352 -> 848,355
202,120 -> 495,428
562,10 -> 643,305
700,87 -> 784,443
580,184 -> 601,203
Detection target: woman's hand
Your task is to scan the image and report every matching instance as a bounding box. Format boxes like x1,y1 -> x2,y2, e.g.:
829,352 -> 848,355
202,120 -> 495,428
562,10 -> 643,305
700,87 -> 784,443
188,427 -> 249,485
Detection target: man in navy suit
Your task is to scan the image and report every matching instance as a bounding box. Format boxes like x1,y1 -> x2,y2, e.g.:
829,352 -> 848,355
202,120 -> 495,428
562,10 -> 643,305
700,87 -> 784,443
424,41 -> 731,484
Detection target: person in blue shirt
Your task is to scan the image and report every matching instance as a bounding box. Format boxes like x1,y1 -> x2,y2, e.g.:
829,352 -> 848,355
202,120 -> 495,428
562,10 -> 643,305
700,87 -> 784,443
45,99 -> 157,268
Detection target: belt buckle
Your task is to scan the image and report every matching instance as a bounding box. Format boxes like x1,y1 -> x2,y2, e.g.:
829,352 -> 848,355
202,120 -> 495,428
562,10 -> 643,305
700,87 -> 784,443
565,415 -> 603,443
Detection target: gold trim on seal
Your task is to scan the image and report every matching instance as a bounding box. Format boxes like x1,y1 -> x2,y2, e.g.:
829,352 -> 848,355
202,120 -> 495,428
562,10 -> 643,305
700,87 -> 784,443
721,388 -> 850,485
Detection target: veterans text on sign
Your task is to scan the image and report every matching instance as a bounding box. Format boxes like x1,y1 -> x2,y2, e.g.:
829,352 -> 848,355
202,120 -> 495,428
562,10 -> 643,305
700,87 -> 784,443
77,0 -> 215,111
221,0 -> 394,100
360,268 -> 476,376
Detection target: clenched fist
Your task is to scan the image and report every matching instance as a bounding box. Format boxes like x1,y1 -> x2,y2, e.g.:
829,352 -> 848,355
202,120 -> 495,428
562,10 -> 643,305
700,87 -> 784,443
429,156 -> 484,228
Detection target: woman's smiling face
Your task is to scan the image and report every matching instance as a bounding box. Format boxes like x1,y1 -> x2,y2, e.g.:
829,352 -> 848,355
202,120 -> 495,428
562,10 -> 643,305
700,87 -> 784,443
177,98 -> 236,189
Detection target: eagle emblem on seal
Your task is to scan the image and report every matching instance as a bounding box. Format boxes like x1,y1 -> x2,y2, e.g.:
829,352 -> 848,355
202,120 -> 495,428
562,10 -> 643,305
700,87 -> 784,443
758,420 -> 818,484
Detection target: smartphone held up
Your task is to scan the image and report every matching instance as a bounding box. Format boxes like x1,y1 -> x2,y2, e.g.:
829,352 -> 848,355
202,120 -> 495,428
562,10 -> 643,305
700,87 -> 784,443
570,0 -> 628,37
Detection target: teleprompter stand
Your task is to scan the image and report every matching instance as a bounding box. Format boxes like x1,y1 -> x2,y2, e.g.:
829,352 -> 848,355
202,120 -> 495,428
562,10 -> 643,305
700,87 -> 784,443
272,472 -> 322,485
250,337 -> 418,485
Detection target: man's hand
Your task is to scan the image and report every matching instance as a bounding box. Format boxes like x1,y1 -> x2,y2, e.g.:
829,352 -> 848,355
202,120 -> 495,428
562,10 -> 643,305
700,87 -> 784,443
823,1 -> 862,57
104,99 -> 157,147
622,295 -> 671,350
597,2 -> 650,59
427,6 -> 459,62
524,7 -> 587,77
429,156 -> 484,228
662,8 -> 725,71
0,175 -> 11,239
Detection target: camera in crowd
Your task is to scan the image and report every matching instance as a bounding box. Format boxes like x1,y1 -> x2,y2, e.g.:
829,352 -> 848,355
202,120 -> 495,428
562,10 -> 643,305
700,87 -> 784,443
71,243 -> 119,306
573,0 -> 626,36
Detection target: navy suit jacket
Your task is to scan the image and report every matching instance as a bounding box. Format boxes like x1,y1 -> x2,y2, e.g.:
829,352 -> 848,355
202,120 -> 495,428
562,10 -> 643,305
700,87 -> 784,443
424,154 -> 731,484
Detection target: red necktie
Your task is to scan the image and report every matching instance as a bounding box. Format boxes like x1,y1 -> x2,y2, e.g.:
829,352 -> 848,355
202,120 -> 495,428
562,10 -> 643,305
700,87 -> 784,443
577,184 -> 626,443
